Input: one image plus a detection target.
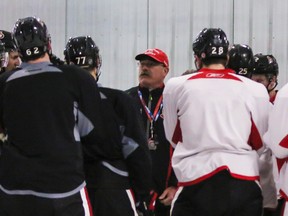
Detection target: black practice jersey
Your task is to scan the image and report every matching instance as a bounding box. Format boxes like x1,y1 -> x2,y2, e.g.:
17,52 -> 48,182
0,62 -> 120,198
85,87 -> 152,197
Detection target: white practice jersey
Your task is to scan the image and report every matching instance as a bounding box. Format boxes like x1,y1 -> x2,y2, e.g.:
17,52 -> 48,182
264,82 -> 288,199
163,68 -> 270,186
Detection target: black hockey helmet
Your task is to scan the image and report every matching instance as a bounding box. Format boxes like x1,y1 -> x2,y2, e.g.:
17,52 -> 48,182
12,16 -> 51,61
64,36 -> 100,69
253,53 -> 279,76
227,44 -> 254,78
193,28 -> 229,59
0,30 -> 18,51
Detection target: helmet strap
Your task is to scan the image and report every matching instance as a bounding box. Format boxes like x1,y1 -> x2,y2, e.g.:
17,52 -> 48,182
267,76 -> 278,92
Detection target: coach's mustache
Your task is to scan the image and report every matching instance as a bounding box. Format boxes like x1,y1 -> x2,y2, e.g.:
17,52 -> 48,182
140,71 -> 150,77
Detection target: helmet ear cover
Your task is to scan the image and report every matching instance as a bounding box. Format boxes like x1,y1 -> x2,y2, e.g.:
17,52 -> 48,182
12,16 -> 51,61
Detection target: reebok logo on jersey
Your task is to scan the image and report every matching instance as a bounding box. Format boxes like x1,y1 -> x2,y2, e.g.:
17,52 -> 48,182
206,73 -> 224,78
188,71 -> 242,82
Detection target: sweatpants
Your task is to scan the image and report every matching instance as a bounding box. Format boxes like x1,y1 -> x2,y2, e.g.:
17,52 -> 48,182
87,188 -> 138,216
171,170 -> 263,216
0,187 -> 92,216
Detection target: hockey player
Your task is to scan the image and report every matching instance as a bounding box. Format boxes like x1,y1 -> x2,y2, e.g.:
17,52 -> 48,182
252,53 -> 284,216
163,28 -> 270,216
64,36 -> 153,216
264,76 -> 288,216
252,53 -> 279,103
227,44 -> 278,215
0,30 -> 20,72
0,17 -> 122,216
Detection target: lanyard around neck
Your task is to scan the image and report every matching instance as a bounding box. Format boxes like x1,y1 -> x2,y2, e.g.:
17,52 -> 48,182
138,89 -> 163,123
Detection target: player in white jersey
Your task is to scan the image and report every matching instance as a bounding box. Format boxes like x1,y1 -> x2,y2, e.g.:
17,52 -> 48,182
163,28 -> 270,216
227,44 -> 278,214
263,72 -> 288,215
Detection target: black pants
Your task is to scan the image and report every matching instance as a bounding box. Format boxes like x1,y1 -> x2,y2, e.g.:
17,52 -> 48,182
0,188 -> 91,216
87,188 -> 138,216
263,198 -> 285,216
154,198 -> 171,216
171,170 -> 263,216
135,191 -> 171,216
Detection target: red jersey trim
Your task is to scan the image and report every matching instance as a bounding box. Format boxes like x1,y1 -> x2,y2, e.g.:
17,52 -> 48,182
276,158 -> 286,172
280,189 -> 288,201
172,119 -> 182,144
177,165 -> 259,187
188,68 -> 241,82
84,187 -> 94,216
198,68 -> 236,73
279,135 -> 288,149
165,146 -> 174,188
247,118 -> 263,150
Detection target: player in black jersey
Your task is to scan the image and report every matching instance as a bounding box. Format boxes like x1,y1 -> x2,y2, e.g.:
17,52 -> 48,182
0,17 -> 122,216
0,30 -> 20,72
64,35 -> 152,216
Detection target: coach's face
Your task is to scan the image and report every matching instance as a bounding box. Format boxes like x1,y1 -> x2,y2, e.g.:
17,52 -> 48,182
138,59 -> 168,89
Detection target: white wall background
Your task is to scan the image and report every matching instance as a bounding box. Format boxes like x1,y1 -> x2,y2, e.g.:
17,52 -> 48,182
0,0 -> 287,90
